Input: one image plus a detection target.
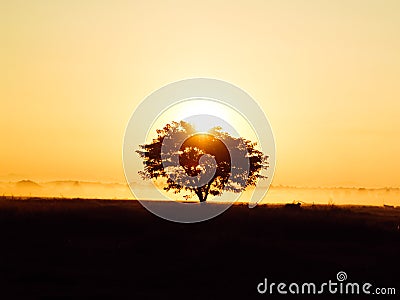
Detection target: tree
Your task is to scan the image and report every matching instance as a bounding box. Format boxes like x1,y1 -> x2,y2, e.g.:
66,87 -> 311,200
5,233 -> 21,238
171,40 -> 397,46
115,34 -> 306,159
136,121 -> 268,202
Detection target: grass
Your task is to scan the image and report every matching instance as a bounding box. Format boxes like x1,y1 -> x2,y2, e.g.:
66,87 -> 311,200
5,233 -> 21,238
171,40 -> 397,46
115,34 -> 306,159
0,197 -> 399,298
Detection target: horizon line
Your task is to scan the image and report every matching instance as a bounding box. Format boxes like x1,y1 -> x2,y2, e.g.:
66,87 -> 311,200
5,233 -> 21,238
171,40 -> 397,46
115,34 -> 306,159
1,179 -> 399,190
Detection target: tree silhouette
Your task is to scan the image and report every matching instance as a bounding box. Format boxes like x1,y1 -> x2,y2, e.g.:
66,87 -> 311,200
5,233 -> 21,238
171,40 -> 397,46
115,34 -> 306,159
136,121 -> 268,202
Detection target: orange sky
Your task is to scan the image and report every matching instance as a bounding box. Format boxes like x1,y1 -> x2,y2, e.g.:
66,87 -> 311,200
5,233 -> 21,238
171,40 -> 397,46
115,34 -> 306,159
1,0 -> 400,188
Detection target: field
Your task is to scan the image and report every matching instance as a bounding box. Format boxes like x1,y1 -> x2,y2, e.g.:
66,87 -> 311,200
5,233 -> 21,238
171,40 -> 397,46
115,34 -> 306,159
0,197 -> 399,298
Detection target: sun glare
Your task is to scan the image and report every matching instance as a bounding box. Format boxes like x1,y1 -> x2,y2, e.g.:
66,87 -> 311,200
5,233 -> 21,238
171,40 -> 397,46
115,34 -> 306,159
146,99 -> 260,144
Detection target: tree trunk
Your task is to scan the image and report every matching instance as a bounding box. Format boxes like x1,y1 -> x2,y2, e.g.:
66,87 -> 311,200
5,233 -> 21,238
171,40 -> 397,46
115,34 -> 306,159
196,184 -> 212,202
202,182 -> 212,202
196,190 -> 205,202
202,191 -> 209,202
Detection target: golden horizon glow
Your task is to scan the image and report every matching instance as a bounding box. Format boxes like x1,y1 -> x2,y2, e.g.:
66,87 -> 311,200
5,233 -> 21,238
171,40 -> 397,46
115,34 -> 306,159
1,0 -> 400,193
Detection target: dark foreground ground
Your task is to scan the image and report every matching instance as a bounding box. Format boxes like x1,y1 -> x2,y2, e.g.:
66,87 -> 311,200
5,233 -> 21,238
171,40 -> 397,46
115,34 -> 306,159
0,198 -> 399,299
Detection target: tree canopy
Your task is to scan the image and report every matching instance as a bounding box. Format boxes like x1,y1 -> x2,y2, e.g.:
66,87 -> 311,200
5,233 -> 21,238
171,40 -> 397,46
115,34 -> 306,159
136,121 -> 268,202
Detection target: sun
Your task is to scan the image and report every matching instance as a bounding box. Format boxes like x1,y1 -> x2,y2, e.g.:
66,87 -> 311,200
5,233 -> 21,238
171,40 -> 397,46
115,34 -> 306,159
146,98 -> 260,145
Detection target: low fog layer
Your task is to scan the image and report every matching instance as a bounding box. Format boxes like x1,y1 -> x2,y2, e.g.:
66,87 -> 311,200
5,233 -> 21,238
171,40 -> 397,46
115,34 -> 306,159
0,180 -> 399,207
0,180 -> 134,200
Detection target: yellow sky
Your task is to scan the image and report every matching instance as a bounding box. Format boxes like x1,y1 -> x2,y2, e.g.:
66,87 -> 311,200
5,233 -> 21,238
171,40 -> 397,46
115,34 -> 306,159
1,0 -> 400,187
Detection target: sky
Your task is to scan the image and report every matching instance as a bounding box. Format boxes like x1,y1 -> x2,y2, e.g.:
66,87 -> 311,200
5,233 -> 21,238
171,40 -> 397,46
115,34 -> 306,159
1,0 -> 400,188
